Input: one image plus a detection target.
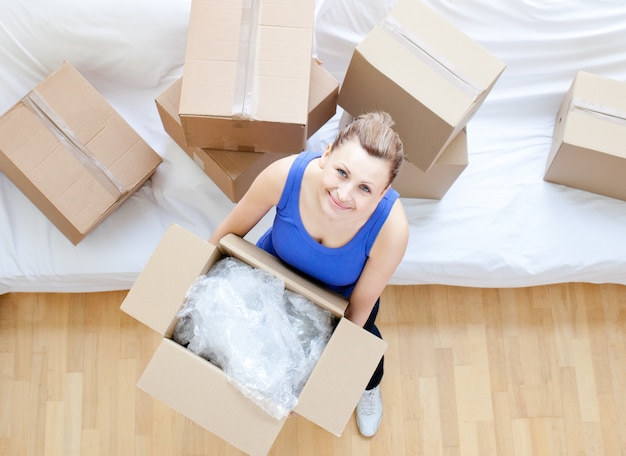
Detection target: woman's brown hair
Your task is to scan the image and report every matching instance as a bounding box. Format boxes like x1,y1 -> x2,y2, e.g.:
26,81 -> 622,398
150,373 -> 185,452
331,111 -> 404,187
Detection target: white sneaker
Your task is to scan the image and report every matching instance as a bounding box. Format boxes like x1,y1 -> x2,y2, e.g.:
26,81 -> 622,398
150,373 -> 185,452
356,385 -> 382,437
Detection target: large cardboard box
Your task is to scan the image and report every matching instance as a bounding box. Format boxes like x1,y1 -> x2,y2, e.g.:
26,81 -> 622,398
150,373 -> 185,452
157,59 -> 338,202
544,71 -> 626,201
338,0 -> 505,172
120,224 -> 386,456
0,62 -> 162,244
180,0 -> 315,153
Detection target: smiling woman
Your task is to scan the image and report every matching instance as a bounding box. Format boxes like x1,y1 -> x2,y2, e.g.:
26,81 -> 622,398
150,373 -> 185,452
208,111 -> 409,437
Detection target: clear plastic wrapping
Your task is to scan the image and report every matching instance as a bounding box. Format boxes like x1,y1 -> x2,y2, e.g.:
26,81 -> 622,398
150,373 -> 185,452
173,257 -> 337,419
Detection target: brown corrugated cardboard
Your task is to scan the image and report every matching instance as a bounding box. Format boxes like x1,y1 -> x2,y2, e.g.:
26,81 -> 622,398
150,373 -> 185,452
544,71 -> 626,201
0,61 -> 162,244
158,78 -> 286,203
308,58 -> 339,136
337,0 -> 505,172
156,59 -> 338,202
180,0 -> 315,153
120,224 -> 387,456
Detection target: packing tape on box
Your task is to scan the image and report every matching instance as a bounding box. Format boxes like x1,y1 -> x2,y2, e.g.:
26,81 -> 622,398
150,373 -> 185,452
231,0 -> 260,120
380,16 -> 481,101
21,90 -> 127,198
571,97 -> 626,126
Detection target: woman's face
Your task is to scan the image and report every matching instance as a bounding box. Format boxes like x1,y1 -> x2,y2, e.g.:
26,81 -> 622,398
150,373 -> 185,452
318,140 -> 391,220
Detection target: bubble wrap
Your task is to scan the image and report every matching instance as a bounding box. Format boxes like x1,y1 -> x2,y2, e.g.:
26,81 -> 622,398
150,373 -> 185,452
173,257 -> 336,419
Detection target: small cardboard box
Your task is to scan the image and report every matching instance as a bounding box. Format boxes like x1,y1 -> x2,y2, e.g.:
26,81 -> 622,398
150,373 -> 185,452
0,62 -> 162,244
157,59 -> 338,202
394,129 -> 468,199
338,0 -> 505,172
544,71 -> 626,201
180,0 -> 315,153
120,224 -> 386,456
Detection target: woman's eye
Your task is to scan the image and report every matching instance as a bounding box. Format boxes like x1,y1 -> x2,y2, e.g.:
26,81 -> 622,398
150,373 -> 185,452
360,185 -> 371,193
336,168 -> 347,177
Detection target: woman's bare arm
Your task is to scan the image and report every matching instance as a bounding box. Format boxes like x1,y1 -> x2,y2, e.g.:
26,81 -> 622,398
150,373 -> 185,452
345,199 -> 409,327
208,155 -> 296,245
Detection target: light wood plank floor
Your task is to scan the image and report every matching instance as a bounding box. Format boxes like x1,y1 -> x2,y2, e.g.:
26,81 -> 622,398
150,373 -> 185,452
1,283 -> 625,455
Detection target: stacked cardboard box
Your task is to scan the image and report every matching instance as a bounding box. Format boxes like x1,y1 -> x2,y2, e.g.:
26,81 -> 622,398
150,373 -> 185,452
157,59 -> 338,202
121,224 -> 386,456
338,0 -> 505,197
179,0 -> 317,153
166,0 -> 337,202
544,71 -> 626,201
0,62 -> 162,244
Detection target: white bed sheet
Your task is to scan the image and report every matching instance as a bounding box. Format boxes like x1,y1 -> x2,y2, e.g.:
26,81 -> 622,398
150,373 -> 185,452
2,0 -> 626,294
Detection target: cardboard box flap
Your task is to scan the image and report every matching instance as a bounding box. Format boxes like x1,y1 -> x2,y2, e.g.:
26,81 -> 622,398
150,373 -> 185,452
139,339 -> 285,456
120,224 -> 219,337
219,233 -> 349,316
293,317 -> 387,436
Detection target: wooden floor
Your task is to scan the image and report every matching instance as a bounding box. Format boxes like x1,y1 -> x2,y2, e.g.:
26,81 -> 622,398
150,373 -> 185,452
1,283 -> 625,455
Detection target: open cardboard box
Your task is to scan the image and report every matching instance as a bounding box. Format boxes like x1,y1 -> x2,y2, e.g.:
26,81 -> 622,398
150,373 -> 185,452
338,0 -> 505,172
544,70 -> 626,201
0,61 -> 162,244
120,224 -> 386,455
180,0 -> 315,153
156,58 -> 338,202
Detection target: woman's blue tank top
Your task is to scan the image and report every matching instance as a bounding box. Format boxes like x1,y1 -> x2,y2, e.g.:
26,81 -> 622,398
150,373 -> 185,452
256,151 -> 399,298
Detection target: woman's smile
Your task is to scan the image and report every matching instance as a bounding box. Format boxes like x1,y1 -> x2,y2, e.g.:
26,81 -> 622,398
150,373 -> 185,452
328,190 -> 353,211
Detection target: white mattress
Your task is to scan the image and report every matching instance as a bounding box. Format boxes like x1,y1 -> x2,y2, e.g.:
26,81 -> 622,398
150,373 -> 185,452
2,0 -> 626,294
